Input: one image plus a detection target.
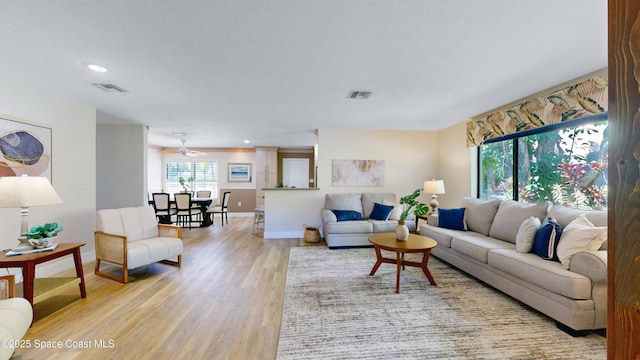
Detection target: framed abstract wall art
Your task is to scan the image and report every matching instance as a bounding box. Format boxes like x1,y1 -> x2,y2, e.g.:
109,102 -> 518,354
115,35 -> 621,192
332,160 -> 384,187
0,116 -> 52,180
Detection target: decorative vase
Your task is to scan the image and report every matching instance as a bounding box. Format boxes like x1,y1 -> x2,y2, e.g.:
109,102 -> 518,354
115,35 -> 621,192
396,220 -> 409,241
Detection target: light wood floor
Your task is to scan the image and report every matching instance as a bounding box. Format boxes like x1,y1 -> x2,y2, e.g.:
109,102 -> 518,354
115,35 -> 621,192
16,217 -> 323,360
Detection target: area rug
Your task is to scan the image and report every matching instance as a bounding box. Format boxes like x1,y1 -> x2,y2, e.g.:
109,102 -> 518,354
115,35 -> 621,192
276,247 -> 606,360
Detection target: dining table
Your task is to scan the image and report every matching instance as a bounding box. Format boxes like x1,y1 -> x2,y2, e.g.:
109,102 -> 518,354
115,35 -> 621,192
149,196 -> 214,227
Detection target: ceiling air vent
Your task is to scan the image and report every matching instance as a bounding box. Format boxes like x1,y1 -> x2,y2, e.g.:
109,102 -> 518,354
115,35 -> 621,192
93,83 -> 127,93
348,90 -> 372,99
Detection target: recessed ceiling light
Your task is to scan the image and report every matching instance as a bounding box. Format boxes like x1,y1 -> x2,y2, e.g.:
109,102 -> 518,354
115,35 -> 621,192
172,132 -> 186,136
244,140 -> 250,144
87,64 -> 108,73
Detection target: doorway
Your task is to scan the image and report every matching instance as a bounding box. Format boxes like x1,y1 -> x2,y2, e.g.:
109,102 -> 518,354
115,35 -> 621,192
282,158 -> 309,188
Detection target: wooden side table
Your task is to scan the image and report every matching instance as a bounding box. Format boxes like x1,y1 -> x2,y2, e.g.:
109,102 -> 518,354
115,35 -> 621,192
0,242 -> 87,305
368,233 -> 437,293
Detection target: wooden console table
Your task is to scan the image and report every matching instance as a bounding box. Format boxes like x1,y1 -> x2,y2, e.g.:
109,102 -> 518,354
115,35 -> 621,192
0,242 -> 87,305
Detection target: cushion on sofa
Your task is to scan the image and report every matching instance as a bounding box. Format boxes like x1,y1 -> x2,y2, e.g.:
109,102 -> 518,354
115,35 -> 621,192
488,201 -> 548,243
362,193 -> 396,219
325,193 -> 363,213
533,217 -> 562,260
332,210 -> 364,221
127,237 -> 184,269
488,249 -> 592,300
548,205 -> 607,228
369,202 -> 394,220
383,199 -> 404,220
556,214 -> 607,269
420,224 -> 461,248
324,221 -> 373,234
97,206 -> 159,241
515,216 -> 541,253
548,204 -> 608,249
438,208 -> 467,230
368,219 -> 416,233
450,234 -> 515,263
460,197 -> 501,235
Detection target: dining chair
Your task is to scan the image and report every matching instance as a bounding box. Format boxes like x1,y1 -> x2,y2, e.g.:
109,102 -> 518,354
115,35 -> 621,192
151,193 -> 177,223
253,205 -> 265,234
196,190 -> 211,198
207,191 -> 231,226
175,193 -> 202,229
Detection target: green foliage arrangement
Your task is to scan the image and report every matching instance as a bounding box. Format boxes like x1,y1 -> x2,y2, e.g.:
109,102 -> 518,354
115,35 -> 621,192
27,222 -> 63,239
178,176 -> 194,192
399,189 -> 430,221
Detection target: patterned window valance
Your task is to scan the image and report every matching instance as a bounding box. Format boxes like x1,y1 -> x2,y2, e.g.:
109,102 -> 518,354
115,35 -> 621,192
466,74 -> 608,147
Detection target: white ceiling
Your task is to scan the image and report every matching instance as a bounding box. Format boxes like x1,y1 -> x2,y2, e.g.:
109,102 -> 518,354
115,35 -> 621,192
0,1 -> 607,150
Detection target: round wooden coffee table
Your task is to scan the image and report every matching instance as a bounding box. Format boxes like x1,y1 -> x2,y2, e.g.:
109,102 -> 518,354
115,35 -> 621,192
368,233 -> 438,293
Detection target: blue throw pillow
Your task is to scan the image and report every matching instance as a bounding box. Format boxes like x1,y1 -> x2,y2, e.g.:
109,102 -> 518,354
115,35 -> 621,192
369,202 -> 394,220
332,210 -> 364,222
533,217 -> 562,260
438,208 -> 467,230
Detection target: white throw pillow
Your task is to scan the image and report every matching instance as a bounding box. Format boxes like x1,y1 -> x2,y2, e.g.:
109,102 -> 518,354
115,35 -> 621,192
556,214 -> 607,269
383,200 -> 404,220
515,216 -> 541,253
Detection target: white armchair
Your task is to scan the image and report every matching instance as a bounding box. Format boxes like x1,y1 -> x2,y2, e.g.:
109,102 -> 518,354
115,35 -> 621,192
0,274 -> 32,360
94,206 -> 183,283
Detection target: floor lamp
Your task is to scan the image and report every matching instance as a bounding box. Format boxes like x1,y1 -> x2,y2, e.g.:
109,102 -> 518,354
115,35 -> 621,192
423,179 -> 445,214
0,175 -> 64,251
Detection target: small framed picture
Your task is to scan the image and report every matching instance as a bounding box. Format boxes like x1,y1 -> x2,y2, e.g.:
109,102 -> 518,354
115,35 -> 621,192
228,163 -> 252,182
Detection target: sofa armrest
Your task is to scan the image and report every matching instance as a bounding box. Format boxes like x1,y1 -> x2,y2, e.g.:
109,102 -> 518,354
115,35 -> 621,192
321,208 -> 337,225
158,224 -> 183,239
569,250 -> 607,283
94,231 -> 127,264
0,275 -> 15,299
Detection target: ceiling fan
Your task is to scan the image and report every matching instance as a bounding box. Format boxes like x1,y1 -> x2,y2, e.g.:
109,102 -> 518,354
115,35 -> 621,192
161,139 -> 207,157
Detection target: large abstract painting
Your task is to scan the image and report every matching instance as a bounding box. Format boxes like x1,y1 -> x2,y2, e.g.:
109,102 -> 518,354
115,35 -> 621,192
0,116 -> 52,180
332,160 -> 384,187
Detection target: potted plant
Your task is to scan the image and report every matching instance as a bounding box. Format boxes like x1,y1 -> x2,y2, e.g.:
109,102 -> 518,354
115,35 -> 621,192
397,189 -> 430,240
27,222 -> 63,248
178,176 -> 194,193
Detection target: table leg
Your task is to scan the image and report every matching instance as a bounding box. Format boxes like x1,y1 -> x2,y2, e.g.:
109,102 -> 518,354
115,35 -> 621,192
369,246 -> 383,276
421,249 -> 437,286
23,263 -> 35,304
73,247 -> 87,298
396,251 -> 402,293
200,204 -> 212,227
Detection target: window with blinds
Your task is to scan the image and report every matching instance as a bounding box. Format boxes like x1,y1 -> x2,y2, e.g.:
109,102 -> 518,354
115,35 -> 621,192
165,161 -> 219,196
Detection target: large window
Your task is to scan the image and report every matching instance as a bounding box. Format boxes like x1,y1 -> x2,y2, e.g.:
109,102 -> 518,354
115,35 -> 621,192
479,120 -> 607,210
165,161 -> 219,195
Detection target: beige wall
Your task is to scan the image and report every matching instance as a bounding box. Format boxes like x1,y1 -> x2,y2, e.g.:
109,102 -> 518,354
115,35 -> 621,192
435,121 -> 475,208
0,74 -> 97,277
317,128 -> 438,204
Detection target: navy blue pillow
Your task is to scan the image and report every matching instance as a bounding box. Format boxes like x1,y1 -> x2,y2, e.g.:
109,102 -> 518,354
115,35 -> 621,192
369,202 -> 394,220
332,210 -> 364,222
533,217 -> 562,260
438,208 -> 467,230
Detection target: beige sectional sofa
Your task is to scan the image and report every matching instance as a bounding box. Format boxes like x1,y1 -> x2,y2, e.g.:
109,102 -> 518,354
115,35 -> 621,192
420,197 -> 607,335
321,193 -> 416,248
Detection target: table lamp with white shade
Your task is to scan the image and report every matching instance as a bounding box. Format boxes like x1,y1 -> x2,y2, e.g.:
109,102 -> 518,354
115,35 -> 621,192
423,179 -> 445,214
0,175 -> 63,251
